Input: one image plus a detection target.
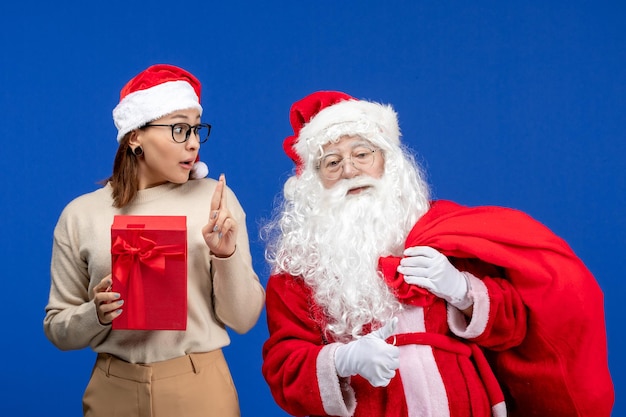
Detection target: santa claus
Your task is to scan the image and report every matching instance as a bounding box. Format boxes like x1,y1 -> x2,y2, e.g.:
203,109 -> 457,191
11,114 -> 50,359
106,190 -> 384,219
261,91 -> 613,417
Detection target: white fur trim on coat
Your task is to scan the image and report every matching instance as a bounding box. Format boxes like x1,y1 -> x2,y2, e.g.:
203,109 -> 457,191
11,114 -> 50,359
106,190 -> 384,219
448,272 -> 490,339
316,343 -> 356,416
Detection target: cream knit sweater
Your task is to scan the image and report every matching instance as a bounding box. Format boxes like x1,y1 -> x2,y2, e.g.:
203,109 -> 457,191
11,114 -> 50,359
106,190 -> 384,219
44,179 -> 265,364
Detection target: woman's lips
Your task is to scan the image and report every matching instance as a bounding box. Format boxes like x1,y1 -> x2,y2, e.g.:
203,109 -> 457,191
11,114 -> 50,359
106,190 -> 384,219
180,160 -> 194,170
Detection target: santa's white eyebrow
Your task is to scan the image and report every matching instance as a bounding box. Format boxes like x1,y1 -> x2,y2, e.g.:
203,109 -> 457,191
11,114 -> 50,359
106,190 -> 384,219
322,140 -> 375,156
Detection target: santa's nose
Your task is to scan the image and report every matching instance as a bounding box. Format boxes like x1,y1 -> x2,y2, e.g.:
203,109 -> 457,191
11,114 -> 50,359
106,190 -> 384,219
340,160 -> 360,178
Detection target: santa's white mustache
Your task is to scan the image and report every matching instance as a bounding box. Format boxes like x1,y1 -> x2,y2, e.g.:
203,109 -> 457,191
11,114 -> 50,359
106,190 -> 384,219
325,177 -> 382,198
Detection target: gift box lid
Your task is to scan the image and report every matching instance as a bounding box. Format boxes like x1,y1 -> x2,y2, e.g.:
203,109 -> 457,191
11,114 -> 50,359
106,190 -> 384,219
112,215 -> 187,230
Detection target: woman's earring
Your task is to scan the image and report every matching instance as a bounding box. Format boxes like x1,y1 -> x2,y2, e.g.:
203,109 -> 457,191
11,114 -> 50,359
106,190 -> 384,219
133,146 -> 144,156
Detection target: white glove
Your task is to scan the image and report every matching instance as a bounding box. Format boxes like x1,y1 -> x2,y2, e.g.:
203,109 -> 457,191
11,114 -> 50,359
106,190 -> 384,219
334,318 -> 399,387
398,246 -> 473,310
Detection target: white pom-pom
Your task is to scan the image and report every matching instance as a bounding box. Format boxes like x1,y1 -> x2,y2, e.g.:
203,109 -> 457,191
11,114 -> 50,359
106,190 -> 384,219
191,161 -> 209,179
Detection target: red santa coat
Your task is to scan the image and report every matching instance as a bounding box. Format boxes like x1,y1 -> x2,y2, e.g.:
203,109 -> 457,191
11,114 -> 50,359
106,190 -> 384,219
263,272 -> 523,417
262,200 -> 613,417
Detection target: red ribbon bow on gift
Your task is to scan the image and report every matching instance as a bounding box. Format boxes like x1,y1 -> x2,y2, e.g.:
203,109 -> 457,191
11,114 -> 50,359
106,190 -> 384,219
111,233 -> 185,328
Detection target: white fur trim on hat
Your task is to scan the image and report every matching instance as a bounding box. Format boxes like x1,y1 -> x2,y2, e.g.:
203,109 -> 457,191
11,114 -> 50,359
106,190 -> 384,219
112,80 -> 203,142
294,99 -> 400,169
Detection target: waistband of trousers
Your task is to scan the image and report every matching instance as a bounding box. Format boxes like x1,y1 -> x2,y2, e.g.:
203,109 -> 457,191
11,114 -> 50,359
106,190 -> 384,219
95,350 -> 223,382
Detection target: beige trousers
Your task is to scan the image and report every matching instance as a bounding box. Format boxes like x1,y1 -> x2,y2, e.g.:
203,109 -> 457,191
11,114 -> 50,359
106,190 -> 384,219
83,350 -> 240,417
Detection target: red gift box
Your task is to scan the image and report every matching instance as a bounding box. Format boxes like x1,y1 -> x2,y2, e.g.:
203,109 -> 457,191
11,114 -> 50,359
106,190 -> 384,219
110,215 -> 187,330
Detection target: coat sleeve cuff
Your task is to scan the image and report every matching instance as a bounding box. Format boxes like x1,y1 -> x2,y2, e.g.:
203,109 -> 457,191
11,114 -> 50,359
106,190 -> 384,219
316,343 -> 356,417
448,272 -> 490,339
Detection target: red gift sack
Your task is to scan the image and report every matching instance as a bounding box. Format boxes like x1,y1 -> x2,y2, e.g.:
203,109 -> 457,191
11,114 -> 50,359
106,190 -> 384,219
111,215 -> 187,330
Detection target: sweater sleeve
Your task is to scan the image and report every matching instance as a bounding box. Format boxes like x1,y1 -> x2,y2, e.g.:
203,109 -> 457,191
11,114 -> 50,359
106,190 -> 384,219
211,187 -> 265,334
262,274 -> 355,417
43,209 -> 111,350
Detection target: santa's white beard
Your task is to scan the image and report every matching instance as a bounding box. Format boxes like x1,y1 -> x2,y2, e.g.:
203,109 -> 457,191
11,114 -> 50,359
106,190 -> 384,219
274,172 -> 428,342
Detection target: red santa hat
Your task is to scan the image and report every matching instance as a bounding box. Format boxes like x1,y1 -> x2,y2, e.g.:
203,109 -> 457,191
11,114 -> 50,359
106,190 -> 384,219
283,91 -> 400,176
112,64 -> 208,178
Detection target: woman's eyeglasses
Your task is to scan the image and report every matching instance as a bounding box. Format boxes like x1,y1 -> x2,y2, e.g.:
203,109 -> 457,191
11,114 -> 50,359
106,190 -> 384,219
142,123 -> 212,143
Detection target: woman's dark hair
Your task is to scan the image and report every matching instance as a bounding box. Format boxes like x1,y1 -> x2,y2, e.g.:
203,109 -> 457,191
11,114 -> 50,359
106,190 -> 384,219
104,132 -> 140,208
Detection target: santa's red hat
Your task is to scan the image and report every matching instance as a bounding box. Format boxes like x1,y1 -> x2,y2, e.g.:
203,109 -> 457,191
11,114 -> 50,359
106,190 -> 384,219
283,91 -> 400,176
112,64 -> 208,178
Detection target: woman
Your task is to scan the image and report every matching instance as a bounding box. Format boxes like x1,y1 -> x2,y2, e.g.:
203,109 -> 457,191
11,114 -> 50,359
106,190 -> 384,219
43,64 -> 265,417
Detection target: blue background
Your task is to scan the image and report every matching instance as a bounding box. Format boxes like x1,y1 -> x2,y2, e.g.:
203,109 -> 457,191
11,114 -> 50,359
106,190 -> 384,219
1,1 -> 623,416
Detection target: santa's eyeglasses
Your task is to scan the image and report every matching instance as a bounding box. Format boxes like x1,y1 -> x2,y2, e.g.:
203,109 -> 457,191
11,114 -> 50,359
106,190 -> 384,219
317,147 -> 379,180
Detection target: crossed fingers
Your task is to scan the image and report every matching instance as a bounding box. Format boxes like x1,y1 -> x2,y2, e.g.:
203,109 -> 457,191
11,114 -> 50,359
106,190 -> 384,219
202,174 -> 237,257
